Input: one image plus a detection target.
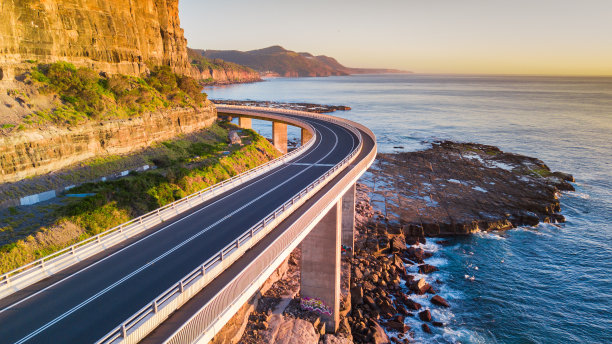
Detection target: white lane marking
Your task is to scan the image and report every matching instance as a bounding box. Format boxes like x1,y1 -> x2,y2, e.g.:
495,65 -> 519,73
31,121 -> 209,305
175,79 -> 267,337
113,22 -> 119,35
289,163 -> 335,167
12,123 -> 342,343
0,125 -> 326,315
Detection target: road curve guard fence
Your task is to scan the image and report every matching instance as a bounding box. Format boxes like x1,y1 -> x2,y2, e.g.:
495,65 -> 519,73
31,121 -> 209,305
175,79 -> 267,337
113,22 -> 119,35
96,107 -> 370,344
168,114 -> 376,344
0,116 -> 316,300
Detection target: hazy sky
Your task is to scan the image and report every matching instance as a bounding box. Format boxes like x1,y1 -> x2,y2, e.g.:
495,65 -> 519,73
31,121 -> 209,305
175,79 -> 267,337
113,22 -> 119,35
179,0 -> 612,76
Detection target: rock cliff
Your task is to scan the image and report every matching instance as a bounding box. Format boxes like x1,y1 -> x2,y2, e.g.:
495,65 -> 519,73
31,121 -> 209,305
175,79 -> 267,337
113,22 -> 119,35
0,102 -> 217,183
0,0 -> 195,79
188,48 -> 261,85
197,66 -> 261,85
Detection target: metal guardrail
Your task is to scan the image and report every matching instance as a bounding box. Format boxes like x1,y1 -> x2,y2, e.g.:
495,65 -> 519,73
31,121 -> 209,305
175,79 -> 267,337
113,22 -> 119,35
167,122 -> 377,344
96,106 -> 365,344
0,116 -> 316,300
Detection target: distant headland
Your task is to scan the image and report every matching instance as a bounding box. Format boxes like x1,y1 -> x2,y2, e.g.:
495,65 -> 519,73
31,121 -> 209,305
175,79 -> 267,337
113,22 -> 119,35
194,45 -> 412,78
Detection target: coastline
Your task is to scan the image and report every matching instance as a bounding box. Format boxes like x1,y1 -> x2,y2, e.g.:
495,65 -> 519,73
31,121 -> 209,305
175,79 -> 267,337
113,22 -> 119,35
201,74 -> 612,343
207,113 -> 575,343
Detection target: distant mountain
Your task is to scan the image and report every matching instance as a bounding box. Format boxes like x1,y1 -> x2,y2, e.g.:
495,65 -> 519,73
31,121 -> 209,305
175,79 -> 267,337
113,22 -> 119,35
199,46 -> 410,78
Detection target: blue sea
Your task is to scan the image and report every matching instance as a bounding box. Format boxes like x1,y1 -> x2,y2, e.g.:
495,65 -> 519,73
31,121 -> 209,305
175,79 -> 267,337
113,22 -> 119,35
205,74 -> 612,343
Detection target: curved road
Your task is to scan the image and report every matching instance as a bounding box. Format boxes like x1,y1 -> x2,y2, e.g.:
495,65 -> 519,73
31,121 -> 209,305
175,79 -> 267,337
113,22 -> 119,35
0,112 -> 360,343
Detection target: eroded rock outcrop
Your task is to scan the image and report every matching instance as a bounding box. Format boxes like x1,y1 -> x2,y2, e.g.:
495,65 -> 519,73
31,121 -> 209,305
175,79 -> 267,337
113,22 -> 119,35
368,141 -> 574,236
0,0 -> 195,78
0,102 -> 217,183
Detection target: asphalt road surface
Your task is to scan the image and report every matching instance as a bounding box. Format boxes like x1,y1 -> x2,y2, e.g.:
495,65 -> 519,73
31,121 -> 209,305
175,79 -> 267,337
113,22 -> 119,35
0,113 -> 359,344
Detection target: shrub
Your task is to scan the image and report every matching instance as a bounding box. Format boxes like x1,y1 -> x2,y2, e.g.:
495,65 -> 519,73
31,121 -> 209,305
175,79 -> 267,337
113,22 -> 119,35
28,62 -> 206,125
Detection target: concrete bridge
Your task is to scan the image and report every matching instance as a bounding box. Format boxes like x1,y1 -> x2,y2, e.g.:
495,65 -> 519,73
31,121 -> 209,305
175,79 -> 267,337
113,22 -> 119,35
0,106 -> 377,344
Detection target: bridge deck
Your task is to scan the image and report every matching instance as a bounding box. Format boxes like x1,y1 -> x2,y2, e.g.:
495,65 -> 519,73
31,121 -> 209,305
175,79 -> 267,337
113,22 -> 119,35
141,124 -> 376,343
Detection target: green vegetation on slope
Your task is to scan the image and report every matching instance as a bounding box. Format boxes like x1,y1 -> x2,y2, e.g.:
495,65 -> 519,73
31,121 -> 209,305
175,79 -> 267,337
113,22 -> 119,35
0,128 -> 281,273
26,62 -> 207,126
188,48 -> 258,75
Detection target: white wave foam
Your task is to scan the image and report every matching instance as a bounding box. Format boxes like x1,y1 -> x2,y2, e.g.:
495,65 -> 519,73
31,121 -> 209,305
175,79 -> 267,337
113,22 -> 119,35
474,231 -> 506,240
568,191 -> 590,200
426,257 -> 449,267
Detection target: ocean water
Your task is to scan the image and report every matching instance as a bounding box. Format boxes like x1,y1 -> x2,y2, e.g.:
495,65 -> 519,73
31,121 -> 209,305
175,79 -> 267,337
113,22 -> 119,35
205,74 -> 612,343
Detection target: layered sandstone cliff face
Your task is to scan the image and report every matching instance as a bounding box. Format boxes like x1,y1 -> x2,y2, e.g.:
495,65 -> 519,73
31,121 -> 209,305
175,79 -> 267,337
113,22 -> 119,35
0,102 -> 217,183
198,67 -> 261,85
0,0 -> 195,79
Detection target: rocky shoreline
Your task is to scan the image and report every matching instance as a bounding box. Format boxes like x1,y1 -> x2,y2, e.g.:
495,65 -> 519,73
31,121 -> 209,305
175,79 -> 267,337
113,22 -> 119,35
211,99 -> 351,113
211,141 -> 574,343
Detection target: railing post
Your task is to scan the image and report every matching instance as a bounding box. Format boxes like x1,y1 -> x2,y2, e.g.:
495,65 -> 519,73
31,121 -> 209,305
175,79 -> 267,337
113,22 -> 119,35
179,281 -> 184,293
122,324 -> 127,338
153,300 -> 158,313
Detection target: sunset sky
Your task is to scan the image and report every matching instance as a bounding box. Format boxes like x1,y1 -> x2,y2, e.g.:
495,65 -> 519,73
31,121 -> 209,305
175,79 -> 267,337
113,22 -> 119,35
179,0 -> 612,76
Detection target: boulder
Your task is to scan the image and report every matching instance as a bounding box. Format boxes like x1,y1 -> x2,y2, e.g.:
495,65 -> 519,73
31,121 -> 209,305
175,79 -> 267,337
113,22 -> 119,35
353,267 -> 364,280
418,310 -> 432,322
418,264 -> 439,274
322,335 -> 353,344
229,130 -> 242,145
431,295 -> 450,308
364,295 -> 376,307
403,299 -> 422,311
390,236 -> 407,252
351,286 -> 364,305
380,304 -> 397,316
385,320 -> 409,333
411,278 -> 431,295
263,318 -> 320,344
370,321 -> 390,344
406,247 -> 426,263
422,323 -> 432,334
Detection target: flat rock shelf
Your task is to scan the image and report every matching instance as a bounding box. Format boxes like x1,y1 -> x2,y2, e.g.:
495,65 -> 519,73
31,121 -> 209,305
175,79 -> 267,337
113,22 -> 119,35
366,141 -> 574,236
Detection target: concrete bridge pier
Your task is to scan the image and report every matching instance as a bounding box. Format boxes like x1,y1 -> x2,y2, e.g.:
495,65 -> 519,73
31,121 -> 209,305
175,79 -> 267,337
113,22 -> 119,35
272,121 -> 288,154
300,201 -> 342,332
301,127 -> 313,145
239,116 -> 252,129
341,183 -> 356,256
